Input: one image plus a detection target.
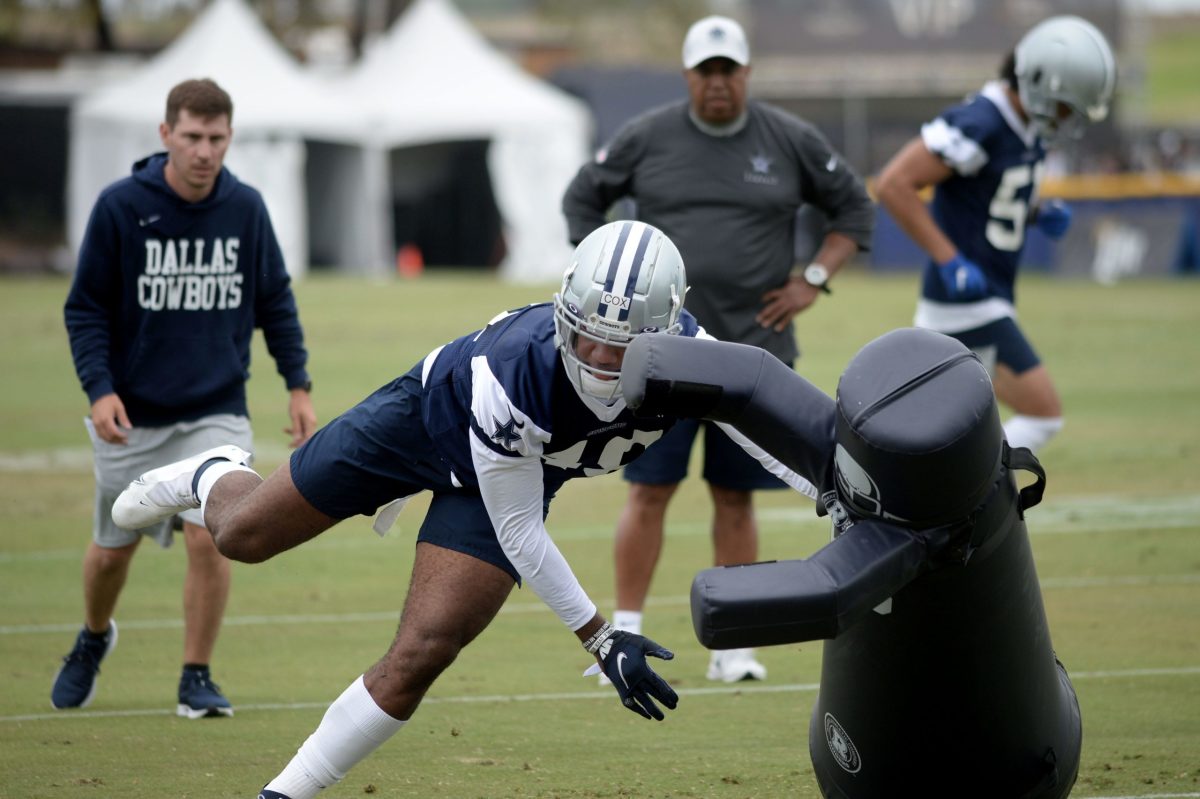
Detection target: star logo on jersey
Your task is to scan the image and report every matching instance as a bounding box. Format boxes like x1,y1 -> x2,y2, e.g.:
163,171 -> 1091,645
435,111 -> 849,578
491,415 -> 525,449
745,154 -> 780,186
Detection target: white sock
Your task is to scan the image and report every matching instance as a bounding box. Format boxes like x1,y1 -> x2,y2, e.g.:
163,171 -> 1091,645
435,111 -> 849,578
196,461 -> 257,521
264,676 -> 406,799
613,610 -> 643,636
1003,415 -> 1063,454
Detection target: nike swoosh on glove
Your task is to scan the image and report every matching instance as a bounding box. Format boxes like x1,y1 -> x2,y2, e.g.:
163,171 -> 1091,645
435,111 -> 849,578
1035,200 -> 1072,240
595,631 -> 678,720
937,254 -> 988,300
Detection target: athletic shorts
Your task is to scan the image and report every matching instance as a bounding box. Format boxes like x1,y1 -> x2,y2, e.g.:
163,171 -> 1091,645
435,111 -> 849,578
88,413 -> 253,549
623,417 -> 787,491
289,364 -> 524,583
949,317 -> 1042,376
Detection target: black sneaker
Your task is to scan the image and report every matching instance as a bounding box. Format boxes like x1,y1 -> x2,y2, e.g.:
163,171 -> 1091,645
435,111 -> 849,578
177,667 -> 234,719
51,621 -> 118,709
258,789 -> 292,799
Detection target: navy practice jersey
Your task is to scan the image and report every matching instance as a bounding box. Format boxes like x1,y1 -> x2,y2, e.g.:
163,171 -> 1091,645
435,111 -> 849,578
420,302 -> 699,499
412,301 -> 815,629
920,81 -> 1046,308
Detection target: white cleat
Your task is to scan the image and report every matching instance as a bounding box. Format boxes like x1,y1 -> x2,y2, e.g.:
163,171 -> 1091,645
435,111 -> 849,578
111,445 -> 251,530
707,648 -> 768,683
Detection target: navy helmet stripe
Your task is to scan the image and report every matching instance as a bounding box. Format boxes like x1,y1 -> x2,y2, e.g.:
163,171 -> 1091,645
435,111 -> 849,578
602,221 -> 633,296
618,224 -> 655,322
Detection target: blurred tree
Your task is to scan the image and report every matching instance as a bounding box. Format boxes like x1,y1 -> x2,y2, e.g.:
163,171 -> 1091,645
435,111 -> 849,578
533,0 -> 710,66
84,0 -> 115,50
349,0 -> 412,57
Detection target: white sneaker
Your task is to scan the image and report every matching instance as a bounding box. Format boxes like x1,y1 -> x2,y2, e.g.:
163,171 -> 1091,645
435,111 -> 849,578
112,445 -> 251,530
707,648 -> 767,683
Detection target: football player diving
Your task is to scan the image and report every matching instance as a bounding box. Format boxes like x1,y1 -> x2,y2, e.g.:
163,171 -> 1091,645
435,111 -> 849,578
109,221 -> 818,799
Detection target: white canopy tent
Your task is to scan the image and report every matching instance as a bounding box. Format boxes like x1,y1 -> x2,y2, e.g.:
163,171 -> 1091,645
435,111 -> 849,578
343,0 -> 593,282
67,0 -> 368,278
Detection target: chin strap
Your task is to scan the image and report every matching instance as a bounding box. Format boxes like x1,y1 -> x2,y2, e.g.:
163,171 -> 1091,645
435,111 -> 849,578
578,370 -> 622,403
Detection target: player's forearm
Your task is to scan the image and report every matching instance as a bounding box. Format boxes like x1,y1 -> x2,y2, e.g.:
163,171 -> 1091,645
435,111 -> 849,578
879,186 -> 957,264
472,447 -> 597,629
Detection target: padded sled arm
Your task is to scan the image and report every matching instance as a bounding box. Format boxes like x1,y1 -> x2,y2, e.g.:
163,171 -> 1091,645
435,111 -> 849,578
691,519 -> 928,648
623,335 -> 837,489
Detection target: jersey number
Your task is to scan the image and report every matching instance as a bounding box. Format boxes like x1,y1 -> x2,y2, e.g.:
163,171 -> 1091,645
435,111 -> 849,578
986,162 -> 1044,252
544,429 -> 663,477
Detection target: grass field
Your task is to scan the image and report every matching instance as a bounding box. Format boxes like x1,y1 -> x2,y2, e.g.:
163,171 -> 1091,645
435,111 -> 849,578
1,269 -> 1198,799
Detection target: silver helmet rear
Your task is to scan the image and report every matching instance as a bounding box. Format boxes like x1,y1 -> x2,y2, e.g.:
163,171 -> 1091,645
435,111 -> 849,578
1014,15 -> 1116,143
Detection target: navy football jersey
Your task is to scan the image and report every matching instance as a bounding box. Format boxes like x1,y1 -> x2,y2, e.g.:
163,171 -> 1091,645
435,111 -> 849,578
420,302 -> 700,497
920,81 -> 1046,306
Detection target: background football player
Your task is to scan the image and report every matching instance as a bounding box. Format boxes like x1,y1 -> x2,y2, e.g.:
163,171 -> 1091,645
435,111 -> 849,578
876,15 -> 1116,454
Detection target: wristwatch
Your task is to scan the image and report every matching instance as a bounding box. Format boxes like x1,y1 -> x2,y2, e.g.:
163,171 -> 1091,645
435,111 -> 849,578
802,263 -> 832,294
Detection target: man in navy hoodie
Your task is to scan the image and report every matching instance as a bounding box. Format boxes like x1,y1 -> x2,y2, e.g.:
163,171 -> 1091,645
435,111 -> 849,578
56,78 -> 317,718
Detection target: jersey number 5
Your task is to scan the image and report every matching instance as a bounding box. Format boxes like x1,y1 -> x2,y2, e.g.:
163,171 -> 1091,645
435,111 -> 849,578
986,162 -> 1044,252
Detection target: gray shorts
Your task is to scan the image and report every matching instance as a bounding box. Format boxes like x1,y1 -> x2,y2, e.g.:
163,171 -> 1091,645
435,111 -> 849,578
87,414 -> 253,549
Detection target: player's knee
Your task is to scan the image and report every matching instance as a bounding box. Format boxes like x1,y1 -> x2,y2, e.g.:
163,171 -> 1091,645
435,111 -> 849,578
90,543 -> 135,573
382,633 -> 462,693
209,517 -> 269,563
627,482 -> 677,511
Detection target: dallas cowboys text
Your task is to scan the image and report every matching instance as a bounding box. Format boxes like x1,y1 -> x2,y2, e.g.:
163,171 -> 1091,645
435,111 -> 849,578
139,237 -> 242,311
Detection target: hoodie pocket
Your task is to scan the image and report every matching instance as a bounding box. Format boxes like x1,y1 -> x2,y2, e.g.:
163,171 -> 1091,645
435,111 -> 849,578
124,334 -> 247,410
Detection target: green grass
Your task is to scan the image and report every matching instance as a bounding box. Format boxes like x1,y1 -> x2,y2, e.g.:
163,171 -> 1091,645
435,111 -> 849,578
1,270 -> 1198,798
1145,19 -> 1200,127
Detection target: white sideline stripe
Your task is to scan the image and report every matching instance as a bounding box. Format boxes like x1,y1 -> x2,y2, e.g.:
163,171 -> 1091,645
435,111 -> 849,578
4,571 -> 1199,636
1082,795 -> 1200,799
0,442 -> 293,472
4,666 -> 1198,724
757,494 -> 1200,534
2,495 -> 1198,565
0,493 -> 1197,567
0,441 -> 1196,533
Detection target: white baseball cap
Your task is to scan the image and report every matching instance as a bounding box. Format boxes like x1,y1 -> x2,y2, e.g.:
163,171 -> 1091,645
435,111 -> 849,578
682,15 -> 750,69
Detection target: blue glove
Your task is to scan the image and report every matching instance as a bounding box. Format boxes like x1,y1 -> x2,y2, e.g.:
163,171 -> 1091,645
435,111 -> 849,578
594,630 -> 678,720
1035,200 -> 1072,240
937,254 -> 988,300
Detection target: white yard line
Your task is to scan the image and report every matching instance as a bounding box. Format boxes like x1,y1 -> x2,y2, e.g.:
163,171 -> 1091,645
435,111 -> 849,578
2,666 -> 1197,724
3,569 -> 1199,636
1080,795 -> 1200,799
2,492 -> 1198,566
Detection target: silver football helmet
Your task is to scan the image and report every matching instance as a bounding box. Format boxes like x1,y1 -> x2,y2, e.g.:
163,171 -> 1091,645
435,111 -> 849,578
554,221 -> 687,405
1014,15 -> 1116,143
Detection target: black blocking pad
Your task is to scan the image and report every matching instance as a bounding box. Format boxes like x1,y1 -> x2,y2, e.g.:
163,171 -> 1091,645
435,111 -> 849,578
628,327 -> 1079,798
690,519 -> 927,648
834,328 -> 1003,527
622,334 -> 838,494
